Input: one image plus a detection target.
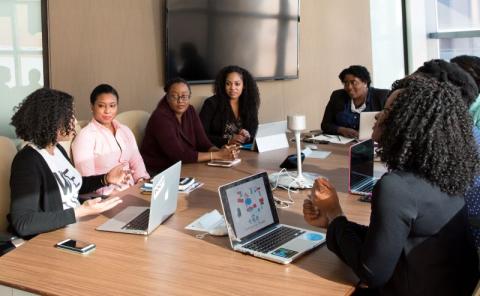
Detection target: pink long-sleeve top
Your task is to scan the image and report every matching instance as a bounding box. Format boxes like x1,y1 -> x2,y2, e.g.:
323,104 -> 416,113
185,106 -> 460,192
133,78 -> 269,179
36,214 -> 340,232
72,119 -> 150,195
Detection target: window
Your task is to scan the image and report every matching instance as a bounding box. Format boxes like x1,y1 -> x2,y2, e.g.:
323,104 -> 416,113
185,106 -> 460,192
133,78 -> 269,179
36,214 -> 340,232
0,0 -> 45,138
406,0 -> 480,72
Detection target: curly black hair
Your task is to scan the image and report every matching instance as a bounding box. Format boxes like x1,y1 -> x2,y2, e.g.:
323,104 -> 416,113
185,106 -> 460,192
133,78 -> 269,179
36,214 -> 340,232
11,88 -> 75,149
379,75 -> 479,196
213,65 -> 260,133
451,55 -> 480,90
415,59 -> 478,106
338,65 -> 371,87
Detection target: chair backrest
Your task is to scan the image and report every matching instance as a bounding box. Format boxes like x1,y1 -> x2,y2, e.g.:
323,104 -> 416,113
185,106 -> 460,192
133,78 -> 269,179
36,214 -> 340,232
58,121 -> 82,161
115,110 -> 151,146
0,137 -> 17,232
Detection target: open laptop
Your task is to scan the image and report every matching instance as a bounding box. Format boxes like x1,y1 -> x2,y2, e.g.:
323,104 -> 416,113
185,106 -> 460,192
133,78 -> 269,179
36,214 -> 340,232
349,139 -> 378,199
218,172 -> 325,264
96,161 -> 181,235
358,111 -> 379,140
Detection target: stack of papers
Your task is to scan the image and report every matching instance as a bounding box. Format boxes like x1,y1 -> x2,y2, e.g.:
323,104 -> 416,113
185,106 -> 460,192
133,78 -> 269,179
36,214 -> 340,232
309,134 -> 355,144
302,147 -> 331,159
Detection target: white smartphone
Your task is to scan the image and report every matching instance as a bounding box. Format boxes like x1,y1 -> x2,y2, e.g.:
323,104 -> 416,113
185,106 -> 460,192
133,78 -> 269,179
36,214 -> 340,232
55,239 -> 96,254
207,159 -> 241,168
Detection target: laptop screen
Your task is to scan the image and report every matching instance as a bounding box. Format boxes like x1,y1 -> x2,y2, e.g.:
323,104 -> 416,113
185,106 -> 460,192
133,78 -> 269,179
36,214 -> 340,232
219,173 -> 279,240
350,139 -> 374,185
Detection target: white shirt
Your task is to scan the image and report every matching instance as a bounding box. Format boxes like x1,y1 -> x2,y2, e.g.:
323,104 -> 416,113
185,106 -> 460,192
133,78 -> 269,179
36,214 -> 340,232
351,100 -> 366,114
33,145 -> 82,209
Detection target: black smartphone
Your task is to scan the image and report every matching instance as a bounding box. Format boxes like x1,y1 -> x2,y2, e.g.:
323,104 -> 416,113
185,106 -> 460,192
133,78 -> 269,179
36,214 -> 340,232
55,239 -> 96,254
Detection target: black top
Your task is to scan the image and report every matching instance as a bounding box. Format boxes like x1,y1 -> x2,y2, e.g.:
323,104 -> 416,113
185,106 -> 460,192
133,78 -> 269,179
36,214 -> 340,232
327,171 -> 479,296
321,88 -> 388,134
8,145 -> 105,239
199,95 -> 258,148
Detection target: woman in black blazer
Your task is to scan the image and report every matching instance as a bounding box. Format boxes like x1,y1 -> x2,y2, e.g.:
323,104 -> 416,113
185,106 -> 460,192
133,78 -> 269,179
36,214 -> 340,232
321,65 -> 388,138
305,76 -> 479,295
200,65 -> 260,147
9,88 -> 129,238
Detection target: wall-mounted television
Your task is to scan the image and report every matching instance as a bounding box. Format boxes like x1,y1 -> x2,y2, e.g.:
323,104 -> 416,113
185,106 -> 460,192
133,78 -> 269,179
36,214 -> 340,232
165,0 -> 300,84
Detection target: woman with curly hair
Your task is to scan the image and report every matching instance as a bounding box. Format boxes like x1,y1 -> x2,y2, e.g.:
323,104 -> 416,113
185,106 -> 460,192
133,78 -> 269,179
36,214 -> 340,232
9,88 -> 127,238
321,65 -> 389,138
199,65 -> 260,147
303,76 -> 479,295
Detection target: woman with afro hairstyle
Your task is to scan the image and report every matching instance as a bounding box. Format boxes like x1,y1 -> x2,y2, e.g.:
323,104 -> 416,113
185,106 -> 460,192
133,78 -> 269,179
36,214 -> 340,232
303,75 -> 479,295
321,65 -> 389,138
199,65 -> 260,147
9,88 -> 128,238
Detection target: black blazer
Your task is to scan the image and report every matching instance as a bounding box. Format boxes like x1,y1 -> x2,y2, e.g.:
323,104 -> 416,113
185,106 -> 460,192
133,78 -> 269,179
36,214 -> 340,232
327,171 -> 479,295
199,95 -> 258,148
321,87 -> 389,134
8,144 -> 104,238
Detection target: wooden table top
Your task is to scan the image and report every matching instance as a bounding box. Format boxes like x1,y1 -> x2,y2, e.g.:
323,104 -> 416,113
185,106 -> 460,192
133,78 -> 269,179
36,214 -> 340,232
0,144 -> 372,296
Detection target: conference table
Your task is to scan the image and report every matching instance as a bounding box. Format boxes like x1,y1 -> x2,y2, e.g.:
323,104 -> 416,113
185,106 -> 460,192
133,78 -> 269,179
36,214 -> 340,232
0,143 -> 374,296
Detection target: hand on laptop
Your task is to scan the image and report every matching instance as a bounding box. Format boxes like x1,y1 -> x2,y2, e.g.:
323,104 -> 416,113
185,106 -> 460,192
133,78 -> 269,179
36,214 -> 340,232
305,178 -> 344,227
337,127 -> 358,139
75,196 -> 123,219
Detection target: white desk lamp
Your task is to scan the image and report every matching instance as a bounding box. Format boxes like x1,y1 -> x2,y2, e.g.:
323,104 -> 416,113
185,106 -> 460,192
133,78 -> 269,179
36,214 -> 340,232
269,115 -> 319,189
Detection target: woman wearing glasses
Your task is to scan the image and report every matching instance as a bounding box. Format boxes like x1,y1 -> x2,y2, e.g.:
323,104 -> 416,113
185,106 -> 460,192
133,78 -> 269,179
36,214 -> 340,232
320,65 -> 388,138
72,84 -> 150,195
140,77 -> 239,175
199,65 -> 260,147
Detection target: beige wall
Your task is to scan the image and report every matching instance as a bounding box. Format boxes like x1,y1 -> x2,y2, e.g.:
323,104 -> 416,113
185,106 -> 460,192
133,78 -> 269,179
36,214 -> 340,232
47,0 -> 373,130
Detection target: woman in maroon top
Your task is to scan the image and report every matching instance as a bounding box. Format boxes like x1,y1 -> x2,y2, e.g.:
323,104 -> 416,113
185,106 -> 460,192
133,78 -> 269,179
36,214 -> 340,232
141,78 -> 239,175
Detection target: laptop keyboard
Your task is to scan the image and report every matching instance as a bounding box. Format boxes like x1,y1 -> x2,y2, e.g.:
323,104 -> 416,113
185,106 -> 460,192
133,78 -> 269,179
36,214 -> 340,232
122,209 -> 150,231
243,226 -> 305,254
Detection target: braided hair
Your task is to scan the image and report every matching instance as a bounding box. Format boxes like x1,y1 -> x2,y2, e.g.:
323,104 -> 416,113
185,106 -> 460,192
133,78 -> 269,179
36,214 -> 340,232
379,75 -> 479,196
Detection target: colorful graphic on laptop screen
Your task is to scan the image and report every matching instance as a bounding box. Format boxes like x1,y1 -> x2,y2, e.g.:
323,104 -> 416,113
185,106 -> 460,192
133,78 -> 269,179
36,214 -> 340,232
225,177 -> 274,239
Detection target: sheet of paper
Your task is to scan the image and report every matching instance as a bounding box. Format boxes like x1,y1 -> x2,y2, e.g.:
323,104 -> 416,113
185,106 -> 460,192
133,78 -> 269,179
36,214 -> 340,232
310,134 -> 355,144
185,209 -> 224,232
302,147 -> 331,159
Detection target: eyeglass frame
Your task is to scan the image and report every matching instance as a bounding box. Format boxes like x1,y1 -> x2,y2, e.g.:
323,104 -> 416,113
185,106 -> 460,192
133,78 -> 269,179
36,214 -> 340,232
168,94 -> 191,102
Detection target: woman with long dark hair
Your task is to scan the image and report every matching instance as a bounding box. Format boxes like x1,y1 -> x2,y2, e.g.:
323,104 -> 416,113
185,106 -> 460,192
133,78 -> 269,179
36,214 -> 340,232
304,75 -> 479,295
200,65 -> 260,147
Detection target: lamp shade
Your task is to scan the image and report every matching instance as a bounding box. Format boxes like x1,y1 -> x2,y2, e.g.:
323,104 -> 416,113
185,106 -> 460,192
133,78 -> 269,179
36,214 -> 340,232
287,115 -> 306,131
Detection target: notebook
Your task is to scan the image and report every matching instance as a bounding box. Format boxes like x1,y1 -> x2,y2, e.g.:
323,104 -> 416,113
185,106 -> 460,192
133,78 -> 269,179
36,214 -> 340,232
358,111 -> 379,140
218,172 -> 325,264
96,161 -> 181,235
349,139 -> 378,199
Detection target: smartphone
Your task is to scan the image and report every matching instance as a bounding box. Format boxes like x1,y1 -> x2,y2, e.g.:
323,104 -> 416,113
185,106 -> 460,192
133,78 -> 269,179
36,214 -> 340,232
55,239 -> 96,254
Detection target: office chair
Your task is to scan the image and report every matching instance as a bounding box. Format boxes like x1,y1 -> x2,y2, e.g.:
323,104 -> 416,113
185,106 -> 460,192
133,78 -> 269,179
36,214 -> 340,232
115,110 -> 150,147
0,136 -> 23,255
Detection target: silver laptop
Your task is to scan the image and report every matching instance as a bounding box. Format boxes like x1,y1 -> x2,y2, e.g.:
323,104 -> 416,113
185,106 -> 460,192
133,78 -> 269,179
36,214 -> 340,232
218,172 -> 325,264
96,161 -> 181,235
349,139 -> 378,201
358,111 -> 378,140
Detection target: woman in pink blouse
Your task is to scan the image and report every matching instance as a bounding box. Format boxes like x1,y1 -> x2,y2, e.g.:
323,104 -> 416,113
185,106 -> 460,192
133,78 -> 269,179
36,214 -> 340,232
72,84 -> 149,194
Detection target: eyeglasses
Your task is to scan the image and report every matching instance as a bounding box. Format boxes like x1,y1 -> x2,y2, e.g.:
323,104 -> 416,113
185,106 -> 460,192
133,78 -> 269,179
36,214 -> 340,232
168,94 -> 191,102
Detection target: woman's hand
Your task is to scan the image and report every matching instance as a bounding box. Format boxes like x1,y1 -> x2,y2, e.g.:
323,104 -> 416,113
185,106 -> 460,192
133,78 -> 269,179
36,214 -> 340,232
303,199 -> 329,228
74,197 -> 122,219
106,163 -> 133,186
337,127 -> 359,138
309,178 -> 344,224
214,145 -> 240,160
228,133 -> 248,145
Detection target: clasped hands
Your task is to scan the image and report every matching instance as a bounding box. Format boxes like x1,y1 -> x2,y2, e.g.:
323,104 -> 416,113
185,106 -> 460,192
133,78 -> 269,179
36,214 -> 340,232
303,178 -> 344,228
228,129 -> 251,145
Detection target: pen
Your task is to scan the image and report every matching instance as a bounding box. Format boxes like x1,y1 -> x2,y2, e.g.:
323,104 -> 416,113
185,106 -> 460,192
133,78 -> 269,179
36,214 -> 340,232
337,135 -> 341,141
